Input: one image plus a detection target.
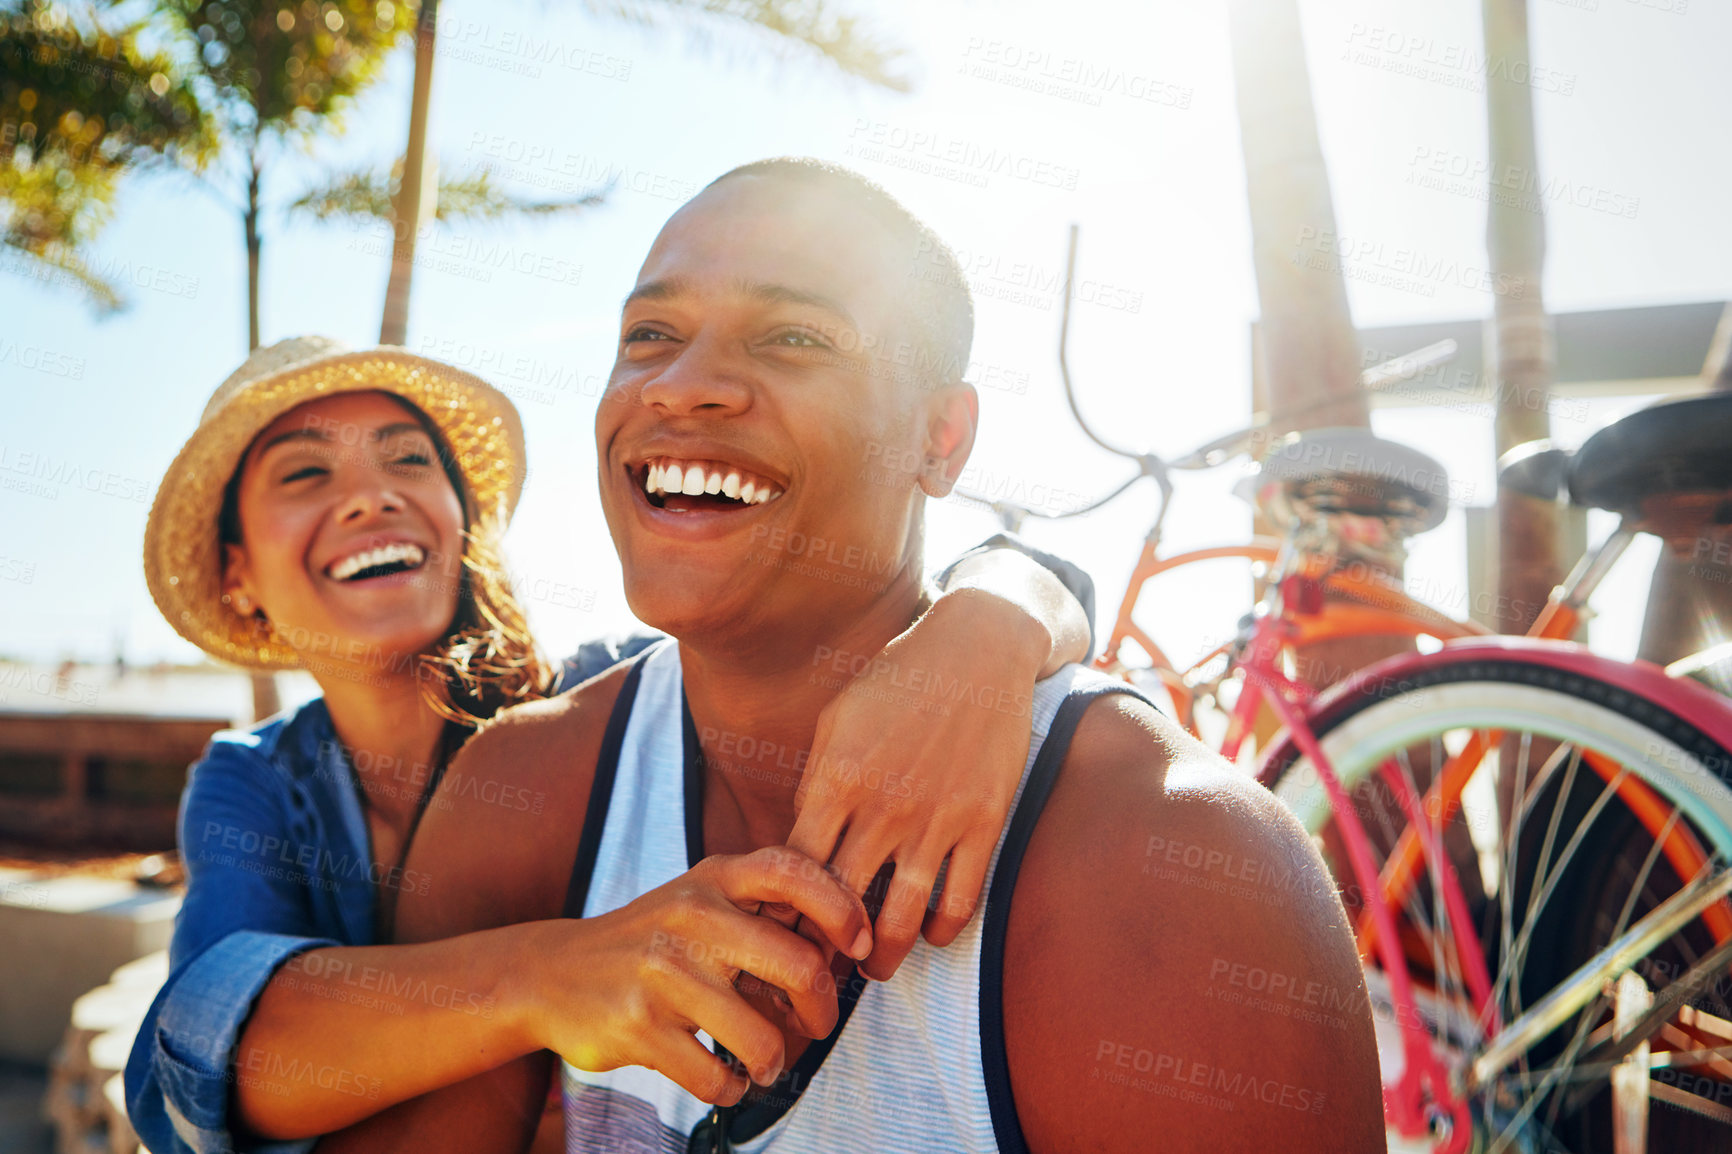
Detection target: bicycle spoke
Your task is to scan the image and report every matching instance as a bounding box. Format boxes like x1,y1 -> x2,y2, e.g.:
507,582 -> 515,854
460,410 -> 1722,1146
1499,868 -> 1723,1152
1576,930 -> 1732,1076
1613,812 -> 1683,968
1393,746 -> 1458,1014
1495,738 -> 1578,1024
1478,861 -> 1732,1083
1494,990 -> 1610,1152
1510,753 -> 1632,1016
1413,742 -> 1475,1034
1512,1042 -> 1732,1091
1357,768 -> 1441,962
1507,743 -> 1584,1024
1501,730 -> 1534,1079
1268,658 -> 1732,1153
1538,813 -> 1676,1134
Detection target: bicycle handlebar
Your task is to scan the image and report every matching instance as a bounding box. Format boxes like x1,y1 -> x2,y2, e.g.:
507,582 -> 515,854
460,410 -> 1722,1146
1058,223 -> 1145,464
960,226 -> 1460,531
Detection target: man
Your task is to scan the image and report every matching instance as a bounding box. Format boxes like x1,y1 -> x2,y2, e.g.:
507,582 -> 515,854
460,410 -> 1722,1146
326,159 -> 1385,1152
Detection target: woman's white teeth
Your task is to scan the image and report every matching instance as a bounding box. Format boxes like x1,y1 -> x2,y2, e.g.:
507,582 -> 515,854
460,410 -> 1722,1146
329,542 -> 424,581
644,458 -> 783,505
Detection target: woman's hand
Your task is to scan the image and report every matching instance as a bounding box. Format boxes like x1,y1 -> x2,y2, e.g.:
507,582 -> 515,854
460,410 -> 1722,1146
516,847 -> 871,1106
788,582 -> 1082,982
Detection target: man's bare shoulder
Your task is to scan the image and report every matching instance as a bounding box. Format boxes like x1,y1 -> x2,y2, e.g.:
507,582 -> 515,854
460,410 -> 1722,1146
395,664 -> 634,944
1003,693 -> 1385,1153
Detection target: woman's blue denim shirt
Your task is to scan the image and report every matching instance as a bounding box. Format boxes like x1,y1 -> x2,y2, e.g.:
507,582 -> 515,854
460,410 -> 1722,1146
120,640 -> 656,1154
123,698 -> 376,1153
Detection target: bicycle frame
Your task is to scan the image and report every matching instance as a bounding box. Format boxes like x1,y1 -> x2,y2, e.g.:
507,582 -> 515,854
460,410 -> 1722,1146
1358,524 -> 1732,950
1032,224 -> 1732,1147
1098,526 -> 1486,1144
1100,514 -> 1732,1147
1097,532 -> 1489,743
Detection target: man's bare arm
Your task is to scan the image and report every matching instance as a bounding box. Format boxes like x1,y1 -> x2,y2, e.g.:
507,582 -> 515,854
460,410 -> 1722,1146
1004,695 -> 1385,1153
788,545 -> 1093,980
318,667 -> 875,1153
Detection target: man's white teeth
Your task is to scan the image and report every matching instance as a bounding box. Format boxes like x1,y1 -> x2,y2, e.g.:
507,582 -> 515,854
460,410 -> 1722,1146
643,458 -> 783,505
329,542 -> 424,581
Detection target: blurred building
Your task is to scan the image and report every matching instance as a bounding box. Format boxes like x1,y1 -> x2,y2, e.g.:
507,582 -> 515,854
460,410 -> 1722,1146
0,661 -> 253,850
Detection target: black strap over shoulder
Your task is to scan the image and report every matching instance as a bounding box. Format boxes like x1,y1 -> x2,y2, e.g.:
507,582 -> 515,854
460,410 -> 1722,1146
560,649 -> 655,920
980,681 -> 1154,1154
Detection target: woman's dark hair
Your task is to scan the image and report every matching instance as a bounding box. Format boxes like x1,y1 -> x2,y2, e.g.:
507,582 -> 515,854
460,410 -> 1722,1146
218,393 -> 552,726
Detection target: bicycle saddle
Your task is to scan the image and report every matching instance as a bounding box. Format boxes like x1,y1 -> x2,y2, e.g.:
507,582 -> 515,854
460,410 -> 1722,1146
1499,392 -> 1732,516
1249,427 -> 1451,535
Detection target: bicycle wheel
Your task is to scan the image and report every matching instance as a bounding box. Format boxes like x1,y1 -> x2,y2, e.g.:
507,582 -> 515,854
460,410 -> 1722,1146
1261,652 -> 1732,1154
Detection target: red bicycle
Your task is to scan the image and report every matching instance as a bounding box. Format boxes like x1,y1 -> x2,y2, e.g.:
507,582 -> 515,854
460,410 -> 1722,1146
961,230 -> 1732,1154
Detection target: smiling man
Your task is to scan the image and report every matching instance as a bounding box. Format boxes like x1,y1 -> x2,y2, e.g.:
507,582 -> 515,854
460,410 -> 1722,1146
324,159 -> 1385,1153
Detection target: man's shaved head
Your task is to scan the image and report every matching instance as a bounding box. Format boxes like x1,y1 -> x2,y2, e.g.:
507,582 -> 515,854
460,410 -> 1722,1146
705,158 -> 975,386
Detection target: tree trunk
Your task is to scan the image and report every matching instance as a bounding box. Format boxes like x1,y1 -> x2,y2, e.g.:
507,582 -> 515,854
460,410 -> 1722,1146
379,0 -> 440,347
1227,0 -> 1368,434
242,145 -> 279,721
1224,0 -> 1449,846
1229,0 -> 1404,700
244,152 -> 263,354
1484,0 -> 1561,634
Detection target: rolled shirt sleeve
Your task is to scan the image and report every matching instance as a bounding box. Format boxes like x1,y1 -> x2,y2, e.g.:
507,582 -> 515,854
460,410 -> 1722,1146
125,725 -> 367,1154
137,932 -> 332,1154
934,532 -> 1098,661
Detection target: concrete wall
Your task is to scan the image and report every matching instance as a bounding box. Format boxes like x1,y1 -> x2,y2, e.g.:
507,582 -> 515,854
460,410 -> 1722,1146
0,870 -> 179,1064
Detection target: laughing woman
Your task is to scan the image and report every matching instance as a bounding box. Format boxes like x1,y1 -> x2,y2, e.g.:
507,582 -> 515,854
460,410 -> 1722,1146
124,337 -> 1092,1153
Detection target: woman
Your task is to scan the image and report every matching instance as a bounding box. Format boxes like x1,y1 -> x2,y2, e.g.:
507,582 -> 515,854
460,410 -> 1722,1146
125,337 -> 1092,1153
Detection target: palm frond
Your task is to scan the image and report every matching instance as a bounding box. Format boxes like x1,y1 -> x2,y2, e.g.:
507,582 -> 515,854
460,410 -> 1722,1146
432,168 -> 611,221
291,163 -> 610,223
579,0 -> 913,91
0,238 -> 123,313
288,167 -> 397,220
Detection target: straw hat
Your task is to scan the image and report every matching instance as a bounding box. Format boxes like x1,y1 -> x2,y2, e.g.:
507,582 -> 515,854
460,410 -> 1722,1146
143,337 -> 527,671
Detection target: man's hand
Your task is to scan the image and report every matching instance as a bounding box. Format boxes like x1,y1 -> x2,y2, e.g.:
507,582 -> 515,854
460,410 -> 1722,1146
518,847 -> 871,1105
788,587 -> 1067,981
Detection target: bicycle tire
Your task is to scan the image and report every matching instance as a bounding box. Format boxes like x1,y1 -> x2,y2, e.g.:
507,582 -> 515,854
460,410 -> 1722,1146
1262,655 -> 1732,1154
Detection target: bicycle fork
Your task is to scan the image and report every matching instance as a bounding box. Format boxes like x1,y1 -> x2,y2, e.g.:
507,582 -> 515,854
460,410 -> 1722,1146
1245,665 -> 1474,1152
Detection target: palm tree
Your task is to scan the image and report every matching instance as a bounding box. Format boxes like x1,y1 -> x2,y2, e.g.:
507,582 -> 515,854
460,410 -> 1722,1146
152,0 -> 422,719
369,0 -> 912,344
1225,0 -> 1406,710
1225,0 -> 1367,434
0,0 -> 212,307
1483,0 -> 1561,635
7,0 -> 908,719
154,0 -> 421,350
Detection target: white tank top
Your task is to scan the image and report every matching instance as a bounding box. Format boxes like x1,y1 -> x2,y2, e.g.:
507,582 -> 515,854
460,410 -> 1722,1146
560,640 -> 1141,1153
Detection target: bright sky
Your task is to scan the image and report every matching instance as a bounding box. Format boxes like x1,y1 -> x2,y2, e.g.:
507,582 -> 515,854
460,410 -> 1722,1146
2,0 -> 1727,677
